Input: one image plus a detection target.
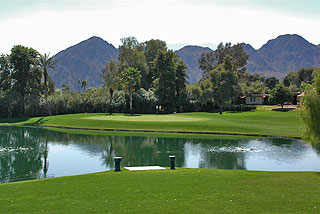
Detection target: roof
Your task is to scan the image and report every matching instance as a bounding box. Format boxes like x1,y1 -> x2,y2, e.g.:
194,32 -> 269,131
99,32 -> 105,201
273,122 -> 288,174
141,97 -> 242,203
247,94 -> 265,97
297,92 -> 304,97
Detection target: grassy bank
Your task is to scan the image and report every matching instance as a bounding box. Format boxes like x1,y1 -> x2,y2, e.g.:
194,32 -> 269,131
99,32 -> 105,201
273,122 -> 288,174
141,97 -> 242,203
0,168 -> 319,213
0,106 -> 302,138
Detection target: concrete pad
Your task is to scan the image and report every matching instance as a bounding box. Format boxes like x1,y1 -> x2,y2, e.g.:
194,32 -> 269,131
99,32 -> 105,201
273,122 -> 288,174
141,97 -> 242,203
124,166 -> 166,171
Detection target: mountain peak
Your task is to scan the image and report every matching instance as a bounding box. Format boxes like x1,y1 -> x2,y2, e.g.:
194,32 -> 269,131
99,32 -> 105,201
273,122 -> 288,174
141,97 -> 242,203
79,36 -> 115,48
259,34 -> 315,51
241,43 -> 255,52
178,45 -> 212,52
49,36 -> 118,91
245,34 -> 320,79
175,45 -> 213,83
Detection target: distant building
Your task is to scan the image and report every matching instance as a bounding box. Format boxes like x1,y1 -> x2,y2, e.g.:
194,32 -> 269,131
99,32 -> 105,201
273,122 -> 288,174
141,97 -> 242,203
243,92 -> 302,105
245,94 -> 266,105
297,92 -> 304,104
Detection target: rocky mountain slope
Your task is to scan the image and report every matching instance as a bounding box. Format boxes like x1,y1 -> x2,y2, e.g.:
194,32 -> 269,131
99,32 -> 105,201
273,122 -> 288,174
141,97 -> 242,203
48,34 -> 320,88
175,45 -> 212,83
48,36 -> 118,90
177,34 -> 320,82
245,34 -> 320,79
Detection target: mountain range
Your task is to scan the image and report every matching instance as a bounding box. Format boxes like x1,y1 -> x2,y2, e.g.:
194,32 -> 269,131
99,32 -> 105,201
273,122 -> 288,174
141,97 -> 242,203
49,36 -> 118,90
49,34 -> 320,89
242,34 -> 320,79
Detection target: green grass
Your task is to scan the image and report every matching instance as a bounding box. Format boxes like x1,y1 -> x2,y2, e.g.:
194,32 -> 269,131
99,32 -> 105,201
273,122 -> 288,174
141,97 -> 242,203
0,168 -> 319,213
0,106 -> 303,138
0,107 -> 314,213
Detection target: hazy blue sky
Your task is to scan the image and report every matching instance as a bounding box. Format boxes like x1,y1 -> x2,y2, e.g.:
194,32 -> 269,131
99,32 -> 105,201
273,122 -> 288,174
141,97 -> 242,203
0,0 -> 319,54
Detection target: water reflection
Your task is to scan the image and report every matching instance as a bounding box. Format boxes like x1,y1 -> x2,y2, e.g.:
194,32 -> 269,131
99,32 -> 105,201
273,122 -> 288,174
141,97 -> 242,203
0,127 -> 44,183
0,126 -> 320,183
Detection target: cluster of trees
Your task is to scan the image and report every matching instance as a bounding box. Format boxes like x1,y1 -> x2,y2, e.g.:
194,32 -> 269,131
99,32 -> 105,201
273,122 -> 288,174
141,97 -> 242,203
194,43 -> 249,114
187,43 -> 296,112
0,39 -> 318,118
284,68 -> 314,91
0,46 -> 57,117
0,38 -> 319,143
100,37 -> 188,114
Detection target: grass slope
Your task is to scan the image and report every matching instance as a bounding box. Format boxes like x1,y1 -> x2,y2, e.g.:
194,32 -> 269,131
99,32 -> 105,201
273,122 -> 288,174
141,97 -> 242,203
0,169 -> 319,213
0,106 -> 302,138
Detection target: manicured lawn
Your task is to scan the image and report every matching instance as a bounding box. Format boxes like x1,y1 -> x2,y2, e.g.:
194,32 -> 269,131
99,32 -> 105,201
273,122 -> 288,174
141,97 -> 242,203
0,106 -> 303,138
0,107 -> 315,213
0,168 -> 319,213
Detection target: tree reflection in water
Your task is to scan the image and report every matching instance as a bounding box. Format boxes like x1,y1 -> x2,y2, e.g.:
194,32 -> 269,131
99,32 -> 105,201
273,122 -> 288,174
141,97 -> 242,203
1,126 -> 319,183
0,127 -> 44,183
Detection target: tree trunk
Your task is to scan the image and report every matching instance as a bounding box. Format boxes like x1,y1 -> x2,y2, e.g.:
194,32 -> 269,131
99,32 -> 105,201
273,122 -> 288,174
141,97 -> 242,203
44,70 -> 52,116
107,87 -> 113,114
130,89 -> 133,116
22,95 -> 26,117
219,101 -> 223,115
43,140 -> 48,178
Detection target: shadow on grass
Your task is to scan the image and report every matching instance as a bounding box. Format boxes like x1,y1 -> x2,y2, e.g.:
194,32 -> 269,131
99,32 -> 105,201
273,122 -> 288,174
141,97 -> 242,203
227,111 -> 254,114
34,117 -> 46,124
272,108 -> 296,112
0,117 -> 49,125
103,113 -> 141,117
0,117 -> 30,124
124,114 -> 141,117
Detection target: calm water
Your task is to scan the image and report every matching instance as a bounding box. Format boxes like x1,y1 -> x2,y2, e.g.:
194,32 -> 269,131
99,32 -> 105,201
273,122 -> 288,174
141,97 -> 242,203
1,126 -> 320,183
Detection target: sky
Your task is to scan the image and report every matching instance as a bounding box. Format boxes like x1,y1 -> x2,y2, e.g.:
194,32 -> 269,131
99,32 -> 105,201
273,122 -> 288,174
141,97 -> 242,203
0,0 -> 319,55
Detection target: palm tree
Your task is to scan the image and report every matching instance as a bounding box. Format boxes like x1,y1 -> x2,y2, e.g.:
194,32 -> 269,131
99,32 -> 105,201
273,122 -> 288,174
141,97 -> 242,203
101,61 -> 120,114
39,53 -> 57,116
77,79 -> 81,93
81,80 -> 87,92
121,67 -> 141,115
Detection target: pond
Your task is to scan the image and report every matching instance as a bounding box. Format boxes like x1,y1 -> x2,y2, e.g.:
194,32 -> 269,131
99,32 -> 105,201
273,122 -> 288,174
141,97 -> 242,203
1,126 -> 320,183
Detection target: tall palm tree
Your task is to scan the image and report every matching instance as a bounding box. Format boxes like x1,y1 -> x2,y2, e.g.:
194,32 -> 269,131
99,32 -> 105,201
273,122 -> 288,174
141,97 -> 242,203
39,53 -> 57,116
81,80 -> 87,92
77,79 -> 81,93
121,67 -> 141,115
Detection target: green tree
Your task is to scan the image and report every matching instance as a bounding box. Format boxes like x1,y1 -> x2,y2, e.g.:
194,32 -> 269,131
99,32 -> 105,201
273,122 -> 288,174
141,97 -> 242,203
77,79 -> 81,93
39,53 -> 56,116
101,60 -> 121,90
153,50 -> 177,113
175,59 -> 188,112
121,67 -> 141,115
298,68 -> 314,84
300,69 -> 320,143
10,45 -> 41,116
142,39 -> 167,64
199,42 -> 248,78
149,48 -> 188,113
268,84 -> 292,109
61,83 -> 70,94
266,77 -> 279,90
118,37 -> 148,89
199,53 -> 240,114
204,65 -> 238,114
101,60 -> 121,113
240,81 -> 267,96
141,39 -> 167,88
81,80 -> 87,92
47,75 -> 56,95
0,54 -> 12,92
283,71 -> 301,88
